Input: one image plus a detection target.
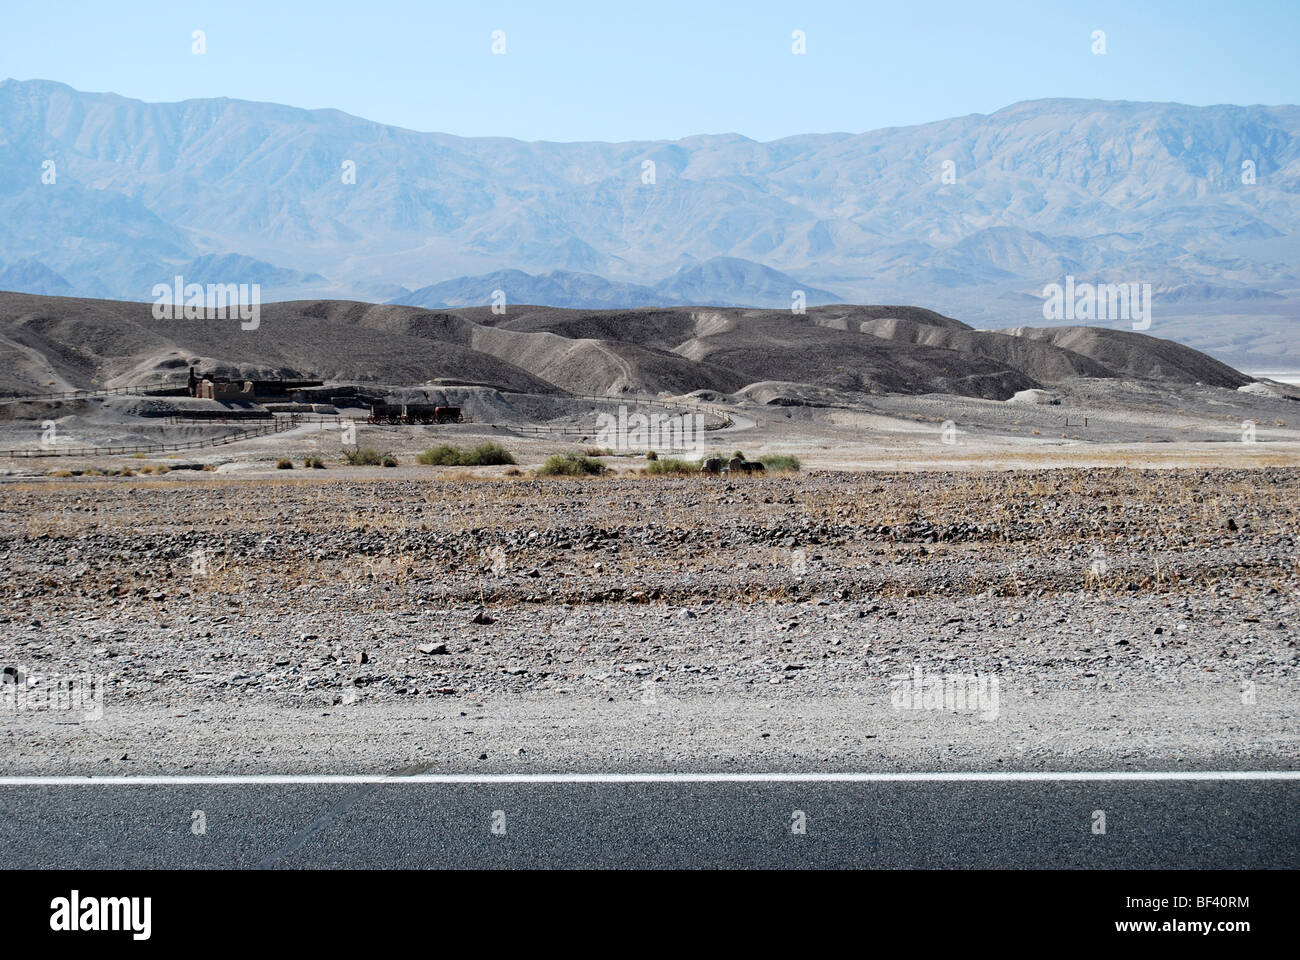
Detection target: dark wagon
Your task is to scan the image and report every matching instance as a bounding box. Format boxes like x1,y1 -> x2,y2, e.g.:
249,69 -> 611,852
367,402 -> 402,424
366,402 -> 464,424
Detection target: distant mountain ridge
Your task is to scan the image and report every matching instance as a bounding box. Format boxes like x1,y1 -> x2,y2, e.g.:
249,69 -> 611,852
1,79 -> 1297,365
395,258 -> 841,310
0,259 -> 76,297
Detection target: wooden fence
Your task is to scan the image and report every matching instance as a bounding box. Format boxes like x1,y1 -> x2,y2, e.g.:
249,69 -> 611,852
0,380 -> 187,406
0,417 -> 296,459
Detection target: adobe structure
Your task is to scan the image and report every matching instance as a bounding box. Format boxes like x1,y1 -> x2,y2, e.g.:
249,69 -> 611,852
186,366 -> 323,403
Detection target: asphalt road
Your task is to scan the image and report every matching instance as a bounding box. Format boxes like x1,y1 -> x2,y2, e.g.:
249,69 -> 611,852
1,773 -> 1296,869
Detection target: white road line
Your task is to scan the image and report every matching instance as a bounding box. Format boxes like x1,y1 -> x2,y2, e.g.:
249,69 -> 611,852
0,771 -> 1297,786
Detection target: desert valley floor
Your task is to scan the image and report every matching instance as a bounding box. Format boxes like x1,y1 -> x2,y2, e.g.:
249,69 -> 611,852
1,294 -> 1298,774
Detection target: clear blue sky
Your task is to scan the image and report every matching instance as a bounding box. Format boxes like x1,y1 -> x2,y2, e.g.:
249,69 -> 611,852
4,0 -> 1297,142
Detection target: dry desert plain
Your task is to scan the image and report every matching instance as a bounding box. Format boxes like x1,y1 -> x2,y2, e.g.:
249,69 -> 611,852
2,408 -> 1297,775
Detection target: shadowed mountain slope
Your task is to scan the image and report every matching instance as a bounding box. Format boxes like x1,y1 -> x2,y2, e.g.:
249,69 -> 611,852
1001,326 -> 1250,389
0,291 -> 1253,401
0,293 -> 559,395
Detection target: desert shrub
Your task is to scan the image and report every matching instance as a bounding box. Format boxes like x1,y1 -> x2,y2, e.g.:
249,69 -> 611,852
646,457 -> 694,475
380,454 -> 398,468
343,447 -> 384,466
417,442 -> 515,466
304,455 -> 325,469
416,444 -> 459,466
504,467 -> 523,476
154,464 -> 170,475
732,450 -> 746,461
538,453 -> 605,476
761,454 -> 802,473
464,442 -> 515,465
276,458 -> 294,470
645,450 -> 658,461
584,447 -> 614,457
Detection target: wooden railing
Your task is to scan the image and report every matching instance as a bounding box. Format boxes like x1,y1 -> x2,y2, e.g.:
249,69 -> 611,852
0,418 -> 296,459
0,380 -> 188,405
568,392 -> 734,430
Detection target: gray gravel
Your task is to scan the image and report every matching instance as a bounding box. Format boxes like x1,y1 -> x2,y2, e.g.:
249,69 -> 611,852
1,468 -> 1296,774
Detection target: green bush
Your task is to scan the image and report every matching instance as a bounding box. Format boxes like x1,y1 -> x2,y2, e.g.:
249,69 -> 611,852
466,442 -> 515,465
646,457 -> 694,474
760,454 -> 802,473
538,453 -> 605,476
343,447 -> 384,466
645,450 -> 658,461
416,444 -> 460,466
380,454 -> 398,468
416,442 -> 516,466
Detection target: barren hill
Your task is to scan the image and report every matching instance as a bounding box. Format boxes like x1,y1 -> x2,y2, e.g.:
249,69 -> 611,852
1001,325 -> 1249,388
0,293 -> 558,396
0,291 -> 1254,402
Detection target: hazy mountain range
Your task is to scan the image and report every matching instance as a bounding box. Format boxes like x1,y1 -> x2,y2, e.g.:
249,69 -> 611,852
0,79 -> 1296,366
398,258 -> 841,310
